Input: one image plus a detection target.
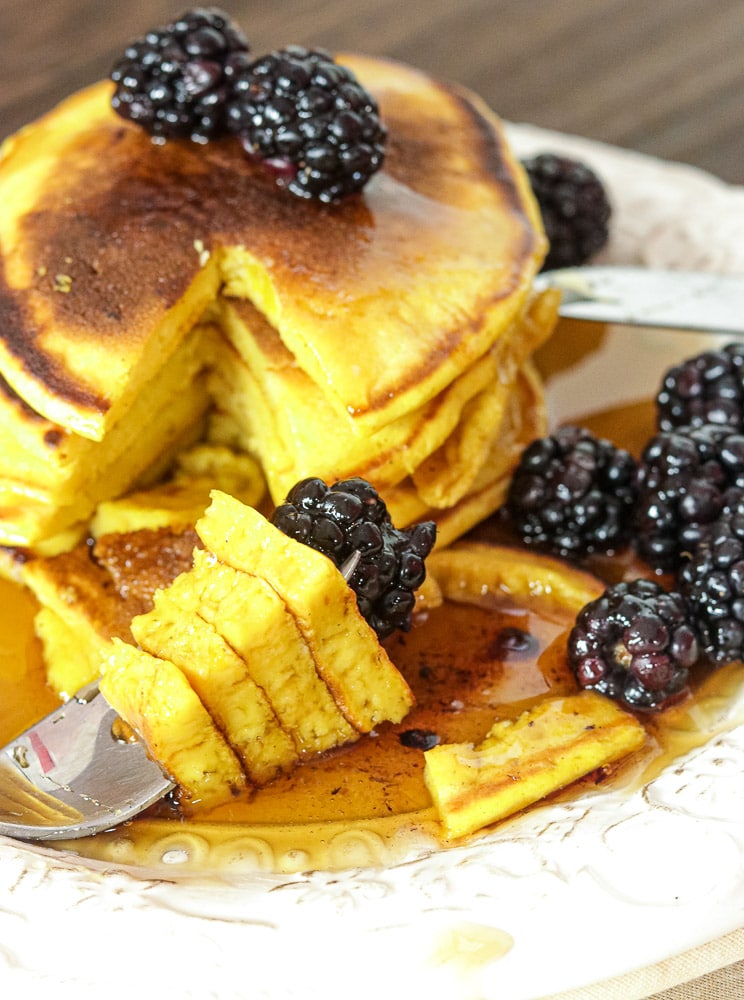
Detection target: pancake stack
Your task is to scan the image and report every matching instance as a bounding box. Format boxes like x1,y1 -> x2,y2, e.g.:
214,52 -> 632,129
0,52 -> 553,562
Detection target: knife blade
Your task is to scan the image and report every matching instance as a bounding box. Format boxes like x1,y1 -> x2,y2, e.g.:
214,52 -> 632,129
534,266 -> 744,335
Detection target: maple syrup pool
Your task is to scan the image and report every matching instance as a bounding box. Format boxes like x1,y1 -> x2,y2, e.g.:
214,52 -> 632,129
2,338 -> 744,872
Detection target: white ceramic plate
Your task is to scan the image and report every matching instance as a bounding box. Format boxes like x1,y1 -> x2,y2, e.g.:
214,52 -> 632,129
2,126 -> 744,1000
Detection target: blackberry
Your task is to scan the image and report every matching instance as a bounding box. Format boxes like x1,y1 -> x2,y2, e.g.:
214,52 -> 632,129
110,7 -> 250,142
505,425 -> 637,560
568,579 -> 698,711
225,46 -> 386,202
634,424 -> 744,571
270,477 -> 436,639
522,153 -> 611,271
678,488 -> 744,665
656,342 -> 744,432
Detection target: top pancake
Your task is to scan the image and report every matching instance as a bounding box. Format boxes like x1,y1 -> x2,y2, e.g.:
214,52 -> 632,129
0,53 -> 545,441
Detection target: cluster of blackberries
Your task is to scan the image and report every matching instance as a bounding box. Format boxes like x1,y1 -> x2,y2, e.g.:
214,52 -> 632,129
271,477 -> 436,640
506,342 -> 744,710
110,8 -> 386,202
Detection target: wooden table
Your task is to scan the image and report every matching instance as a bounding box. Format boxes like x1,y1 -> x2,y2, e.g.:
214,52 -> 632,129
1,0 -> 742,183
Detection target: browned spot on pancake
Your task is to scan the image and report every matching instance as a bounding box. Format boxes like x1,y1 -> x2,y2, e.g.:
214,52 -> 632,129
0,269 -> 108,412
20,127 -> 211,336
24,79 -> 534,304
21,527 -> 200,648
15,120 -> 374,344
450,87 -> 526,203
92,525 -> 199,609
43,428 -> 64,447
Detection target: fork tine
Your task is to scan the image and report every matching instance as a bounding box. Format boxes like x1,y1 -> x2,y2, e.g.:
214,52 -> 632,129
0,756 -> 84,827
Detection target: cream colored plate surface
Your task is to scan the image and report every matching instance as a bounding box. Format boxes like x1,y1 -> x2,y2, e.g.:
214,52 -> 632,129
1,125 -> 744,1000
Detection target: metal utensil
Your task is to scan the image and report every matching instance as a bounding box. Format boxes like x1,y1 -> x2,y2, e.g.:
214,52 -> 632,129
0,679 -> 174,841
535,265 -> 744,335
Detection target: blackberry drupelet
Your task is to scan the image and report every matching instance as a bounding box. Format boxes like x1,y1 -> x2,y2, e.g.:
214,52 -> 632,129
568,579 -> 698,711
111,7 -> 250,142
656,342 -> 744,432
225,45 -> 386,202
678,488 -> 744,665
521,153 -> 611,271
505,425 -> 637,560
271,477 -> 436,639
634,424 -> 744,571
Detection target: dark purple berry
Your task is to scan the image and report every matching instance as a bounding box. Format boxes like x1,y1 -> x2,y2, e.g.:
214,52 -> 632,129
521,153 -> 611,271
271,477 -> 436,639
110,8 -> 249,142
505,425 -> 637,559
656,342 -> 744,432
226,46 -> 386,202
634,424 -> 744,571
568,579 -> 698,711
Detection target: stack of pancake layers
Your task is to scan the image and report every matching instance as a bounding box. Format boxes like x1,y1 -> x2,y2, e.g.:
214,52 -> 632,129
0,53 -> 555,561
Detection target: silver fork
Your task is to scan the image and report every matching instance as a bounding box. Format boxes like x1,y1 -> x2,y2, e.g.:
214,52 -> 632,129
0,679 -> 174,841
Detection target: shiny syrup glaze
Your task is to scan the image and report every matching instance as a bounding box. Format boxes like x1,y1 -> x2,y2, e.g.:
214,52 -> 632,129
0,395 -> 743,871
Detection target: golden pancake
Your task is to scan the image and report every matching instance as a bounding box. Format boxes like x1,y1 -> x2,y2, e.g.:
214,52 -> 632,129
0,325 -> 215,498
411,293 -> 558,508
89,443 -> 265,537
0,54 -> 544,442
0,51 -> 550,563
208,308 -> 500,499
0,75 -> 222,441
131,570 -> 300,785
0,387 -> 209,546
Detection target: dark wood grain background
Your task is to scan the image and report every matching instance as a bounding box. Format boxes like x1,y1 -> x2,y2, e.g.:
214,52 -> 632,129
1,0 -> 742,184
